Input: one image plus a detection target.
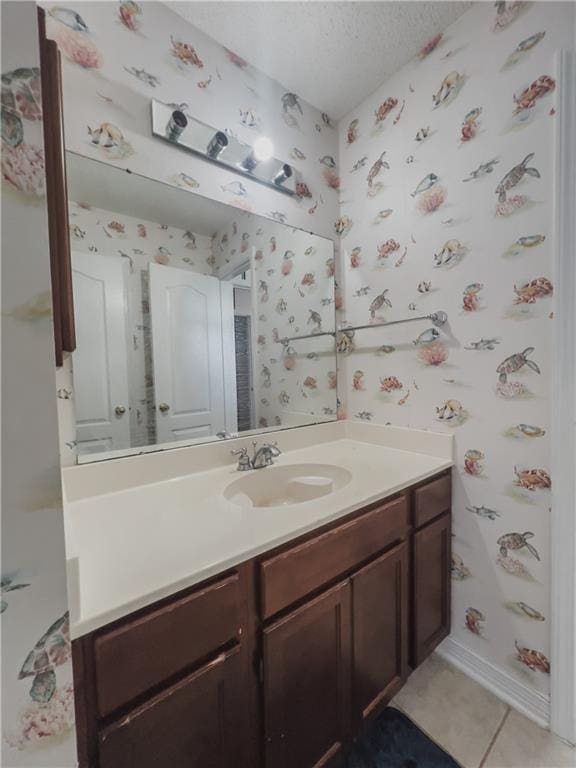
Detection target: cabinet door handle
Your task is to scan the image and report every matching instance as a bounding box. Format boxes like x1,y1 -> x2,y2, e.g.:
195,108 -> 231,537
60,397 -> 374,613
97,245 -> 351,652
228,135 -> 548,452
158,402 -> 170,413
114,405 -> 126,416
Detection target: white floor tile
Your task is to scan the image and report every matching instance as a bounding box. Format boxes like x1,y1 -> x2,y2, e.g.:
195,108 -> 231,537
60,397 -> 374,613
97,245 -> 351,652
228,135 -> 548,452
483,709 -> 576,768
391,654 -> 508,768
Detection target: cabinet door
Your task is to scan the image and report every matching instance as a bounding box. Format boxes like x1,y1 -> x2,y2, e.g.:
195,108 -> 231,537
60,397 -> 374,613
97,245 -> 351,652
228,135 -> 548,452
351,542 -> 408,725
98,647 -> 244,768
412,514 -> 451,667
263,581 -> 351,768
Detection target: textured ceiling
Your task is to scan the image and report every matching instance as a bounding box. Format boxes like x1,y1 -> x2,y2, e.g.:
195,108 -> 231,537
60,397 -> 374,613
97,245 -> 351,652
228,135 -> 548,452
166,1 -> 473,119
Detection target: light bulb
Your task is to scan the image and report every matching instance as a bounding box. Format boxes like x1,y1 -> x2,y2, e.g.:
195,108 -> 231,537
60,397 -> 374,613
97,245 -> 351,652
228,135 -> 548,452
273,164 -> 293,186
253,136 -> 274,162
206,131 -> 228,159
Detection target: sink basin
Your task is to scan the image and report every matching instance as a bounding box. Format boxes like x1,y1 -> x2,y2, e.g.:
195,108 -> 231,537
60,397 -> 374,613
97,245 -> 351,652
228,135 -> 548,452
224,463 -> 352,508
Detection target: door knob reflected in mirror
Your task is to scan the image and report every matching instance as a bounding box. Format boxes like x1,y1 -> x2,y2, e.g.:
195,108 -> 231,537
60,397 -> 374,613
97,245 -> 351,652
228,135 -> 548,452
158,403 -> 170,413
114,406 -> 126,416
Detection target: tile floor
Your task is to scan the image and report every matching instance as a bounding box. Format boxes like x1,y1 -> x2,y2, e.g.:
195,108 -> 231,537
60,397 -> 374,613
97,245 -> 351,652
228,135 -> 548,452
391,654 -> 576,768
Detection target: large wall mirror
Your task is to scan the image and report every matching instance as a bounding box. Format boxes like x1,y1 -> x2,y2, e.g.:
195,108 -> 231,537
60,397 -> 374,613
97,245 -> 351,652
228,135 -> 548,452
66,153 -> 337,462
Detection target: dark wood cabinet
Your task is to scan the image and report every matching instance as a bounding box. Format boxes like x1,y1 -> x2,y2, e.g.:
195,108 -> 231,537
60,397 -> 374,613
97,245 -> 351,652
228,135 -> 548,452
351,541 -> 408,725
73,470 -> 451,768
263,581 -> 351,768
93,573 -> 241,717
412,512 -> 451,667
413,473 -> 451,529
99,647 -> 244,768
260,495 -> 408,619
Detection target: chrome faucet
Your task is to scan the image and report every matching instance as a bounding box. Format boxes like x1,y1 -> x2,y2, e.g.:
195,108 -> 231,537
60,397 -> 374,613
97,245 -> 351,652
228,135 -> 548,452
231,441 -> 281,471
252,441 -> 281,469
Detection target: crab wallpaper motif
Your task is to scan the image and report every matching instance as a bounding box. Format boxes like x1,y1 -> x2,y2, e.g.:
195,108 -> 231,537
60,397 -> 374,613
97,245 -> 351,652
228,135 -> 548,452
337,0 -> 571,696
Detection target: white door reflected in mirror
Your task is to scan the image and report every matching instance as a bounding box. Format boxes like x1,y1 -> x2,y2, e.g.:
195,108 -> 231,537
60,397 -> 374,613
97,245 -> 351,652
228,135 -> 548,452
149,263 -> 228,443
72,251 -> 131,455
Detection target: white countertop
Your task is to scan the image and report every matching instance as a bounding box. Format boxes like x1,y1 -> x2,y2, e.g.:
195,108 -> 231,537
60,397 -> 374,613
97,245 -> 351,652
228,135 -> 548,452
63,421 -> 453,638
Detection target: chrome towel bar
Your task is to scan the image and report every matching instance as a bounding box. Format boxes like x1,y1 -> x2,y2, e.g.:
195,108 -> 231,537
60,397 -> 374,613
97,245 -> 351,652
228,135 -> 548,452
282,311 -> 448,343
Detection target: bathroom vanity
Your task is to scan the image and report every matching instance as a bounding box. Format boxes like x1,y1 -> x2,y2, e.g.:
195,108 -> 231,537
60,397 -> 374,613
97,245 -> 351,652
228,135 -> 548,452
53,79 -> 454,767
65,422 -> 452,768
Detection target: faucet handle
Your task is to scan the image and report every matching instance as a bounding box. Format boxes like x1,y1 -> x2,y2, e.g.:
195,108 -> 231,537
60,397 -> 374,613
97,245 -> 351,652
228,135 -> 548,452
265,441 -> 281,456
231,446 -> 252,471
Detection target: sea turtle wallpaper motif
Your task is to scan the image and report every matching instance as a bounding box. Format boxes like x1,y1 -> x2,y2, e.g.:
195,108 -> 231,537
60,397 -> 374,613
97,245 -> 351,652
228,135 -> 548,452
496,153 -> 541,202
18,613 -> 71,703
495,153 -> 541,216
498,531 -> 540,561
497,347 -> 540,384
1,65 -> 45,196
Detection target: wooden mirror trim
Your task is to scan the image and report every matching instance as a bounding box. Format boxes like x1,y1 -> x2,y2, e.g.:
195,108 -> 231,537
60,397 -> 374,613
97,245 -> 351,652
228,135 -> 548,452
37,7 -> 75,366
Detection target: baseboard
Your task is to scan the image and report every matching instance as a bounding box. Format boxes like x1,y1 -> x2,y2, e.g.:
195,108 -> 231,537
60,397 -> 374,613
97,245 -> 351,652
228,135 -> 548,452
436,636 -> 550,729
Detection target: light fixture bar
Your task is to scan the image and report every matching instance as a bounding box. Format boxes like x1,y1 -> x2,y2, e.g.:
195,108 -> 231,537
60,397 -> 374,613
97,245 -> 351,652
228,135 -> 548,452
151,99 -> 296,196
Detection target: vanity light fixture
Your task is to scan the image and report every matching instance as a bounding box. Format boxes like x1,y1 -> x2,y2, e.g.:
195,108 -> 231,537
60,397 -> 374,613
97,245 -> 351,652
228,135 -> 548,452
240,149 -> 259,173
253,135 -> 274,162
206,131 -> 229,159
151,99 -> 296,196
166,109 -> 188,141
241,137 -> 275,172
274,163 -> 293,187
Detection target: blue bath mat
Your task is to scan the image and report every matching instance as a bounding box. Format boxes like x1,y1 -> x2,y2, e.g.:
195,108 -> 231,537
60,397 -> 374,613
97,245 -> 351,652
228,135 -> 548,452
344,707 -> 461,768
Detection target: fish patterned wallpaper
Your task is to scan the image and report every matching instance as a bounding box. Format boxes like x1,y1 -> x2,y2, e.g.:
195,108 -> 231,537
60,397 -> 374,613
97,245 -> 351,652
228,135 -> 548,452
1,3 -> 76,765
213,215 -> 337,430
42,0 -> 339,240
66,201 -> 213,456
337,0 -> 574,695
